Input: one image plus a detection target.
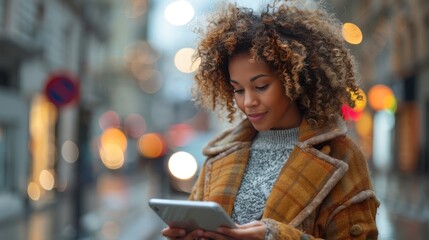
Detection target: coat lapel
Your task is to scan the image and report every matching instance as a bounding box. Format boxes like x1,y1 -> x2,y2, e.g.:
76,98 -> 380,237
263,118 -> 349,227
204,144 -> 251,215
264,145 -> 348,227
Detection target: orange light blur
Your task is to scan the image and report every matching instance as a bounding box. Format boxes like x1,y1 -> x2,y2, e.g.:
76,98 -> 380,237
99,128 -> 127,169
342,22 -> 363,44
350,88 -> 367,111
99,144 -> 125,169
29,94 -> 57,201
138,133 -> 166,159
356,111 -> 373,137
39,170 -> 55,191
100,128 -> 127,151
368,84 -> 396,111
27,182 -> 41,201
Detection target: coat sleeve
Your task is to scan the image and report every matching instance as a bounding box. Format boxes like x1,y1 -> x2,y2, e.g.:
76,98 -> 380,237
262,195 -> 379,239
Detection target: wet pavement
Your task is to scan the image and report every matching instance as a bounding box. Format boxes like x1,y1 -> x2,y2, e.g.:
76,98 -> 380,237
373,172 -> 429,240
0,168 -> 169,240
0,169 -> 428,240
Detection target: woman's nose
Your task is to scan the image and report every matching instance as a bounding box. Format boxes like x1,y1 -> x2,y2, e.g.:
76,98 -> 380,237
244,91 -> 258,108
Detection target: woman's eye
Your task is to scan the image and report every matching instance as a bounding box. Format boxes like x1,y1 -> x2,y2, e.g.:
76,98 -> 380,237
233,89 -> 244,94
256,85 -> 269,91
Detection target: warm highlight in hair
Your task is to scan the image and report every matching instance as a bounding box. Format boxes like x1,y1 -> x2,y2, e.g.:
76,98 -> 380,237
192,0 -> 362,127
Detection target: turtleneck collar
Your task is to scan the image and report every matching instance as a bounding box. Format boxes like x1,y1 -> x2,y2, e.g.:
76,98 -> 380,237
252,127 -> 299,150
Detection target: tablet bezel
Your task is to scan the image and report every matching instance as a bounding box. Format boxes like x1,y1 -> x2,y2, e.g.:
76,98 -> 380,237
148,198 -> 237,232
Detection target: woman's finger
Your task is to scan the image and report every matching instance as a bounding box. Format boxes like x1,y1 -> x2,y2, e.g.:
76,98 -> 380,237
237,221 -> 264,229
161,227 -> 186,238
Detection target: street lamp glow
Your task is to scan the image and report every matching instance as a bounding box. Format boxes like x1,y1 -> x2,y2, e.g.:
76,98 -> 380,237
168,151 -> 198,180
174,48 -> 200,73
368,84 -> 396,112
39,170 -> 55,191
27,182 -> 41,201
342,22 -> 363,45
99,144 -> 125,169
61,140 -> 79,163
164,0 -> 195,26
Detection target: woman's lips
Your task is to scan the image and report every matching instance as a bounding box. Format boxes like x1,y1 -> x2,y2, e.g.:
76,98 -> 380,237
247,112 -> 266,122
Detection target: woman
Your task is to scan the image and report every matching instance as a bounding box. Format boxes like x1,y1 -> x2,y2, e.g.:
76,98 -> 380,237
163,0 -> 379,239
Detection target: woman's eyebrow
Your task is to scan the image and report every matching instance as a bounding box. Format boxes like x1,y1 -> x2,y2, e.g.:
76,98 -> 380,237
230,74 -> 270,83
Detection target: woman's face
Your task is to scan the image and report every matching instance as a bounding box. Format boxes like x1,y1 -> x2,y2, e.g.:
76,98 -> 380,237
228,52 -> 302,131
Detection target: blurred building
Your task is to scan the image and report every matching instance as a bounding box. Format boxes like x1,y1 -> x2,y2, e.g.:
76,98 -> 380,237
328,0 -> 429,174
0,0 -> 154,224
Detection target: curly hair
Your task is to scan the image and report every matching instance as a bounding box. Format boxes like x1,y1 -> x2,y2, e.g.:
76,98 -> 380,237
192,0 -> 362,127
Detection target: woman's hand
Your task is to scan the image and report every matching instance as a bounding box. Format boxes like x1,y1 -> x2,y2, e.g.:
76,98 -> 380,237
202,221 -> 266,240
162,227 -> 206,240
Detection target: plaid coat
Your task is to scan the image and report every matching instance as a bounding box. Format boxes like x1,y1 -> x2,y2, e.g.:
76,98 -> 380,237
189,118 -> 379,239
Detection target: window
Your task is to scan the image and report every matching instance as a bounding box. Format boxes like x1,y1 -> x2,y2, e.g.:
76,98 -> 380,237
0,70 -> 11,88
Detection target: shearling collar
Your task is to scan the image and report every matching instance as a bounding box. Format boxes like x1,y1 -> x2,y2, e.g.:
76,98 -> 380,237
202,117 -> 348,157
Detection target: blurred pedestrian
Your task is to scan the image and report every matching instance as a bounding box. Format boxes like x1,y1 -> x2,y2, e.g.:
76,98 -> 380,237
163,0 -> 379,239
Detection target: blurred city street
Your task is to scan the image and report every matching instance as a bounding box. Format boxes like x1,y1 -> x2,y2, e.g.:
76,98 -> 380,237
0,169 -> 428,239
0,164 -> 176,240
0,0 -> 428,239
0,170 -> 160,240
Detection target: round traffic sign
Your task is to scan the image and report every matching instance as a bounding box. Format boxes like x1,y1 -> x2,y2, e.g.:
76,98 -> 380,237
44,72 -> 79,108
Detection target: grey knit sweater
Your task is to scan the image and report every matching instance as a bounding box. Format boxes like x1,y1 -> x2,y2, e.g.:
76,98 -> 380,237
231,127 -> 299,224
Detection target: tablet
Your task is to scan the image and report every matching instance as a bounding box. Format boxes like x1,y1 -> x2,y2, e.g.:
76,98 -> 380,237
148,198 -> 237,232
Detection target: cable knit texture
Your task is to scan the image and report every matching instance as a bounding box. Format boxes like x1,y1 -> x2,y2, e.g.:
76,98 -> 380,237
232,128 -> 299,224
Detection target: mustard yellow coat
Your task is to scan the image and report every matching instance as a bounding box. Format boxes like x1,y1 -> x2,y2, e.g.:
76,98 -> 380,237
189,118 -> 379,239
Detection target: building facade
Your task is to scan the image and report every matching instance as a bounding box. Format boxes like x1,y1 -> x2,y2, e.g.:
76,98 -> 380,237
0,0 -> 152,222
328,0 -> 429,173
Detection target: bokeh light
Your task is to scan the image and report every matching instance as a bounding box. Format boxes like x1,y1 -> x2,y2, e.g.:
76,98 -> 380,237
99,128 -> 127,169
342,22 -> 363,44
61,140 -> 79,163
168,151 -> 198,180
342,88 -> 368,121
125,0 -> 148,18
124,41 -> 160,65
165,123 -> 195,147
131,65 -> 160,83
174,48 -> 200,73
99,111 -> 121,130
29,94 -> 57,202
39,170 -> 55,191
138,133 -> 166,159
350,88 -> 367,111
356,111 -> 373,137
99,144 -> 125,169
100,128 -> 127,152
124,113 -> 146,138
368,84 -> 397,112
137,70 -> 163,94
342,105 -> 363,121
373,110 -> 395,171
164,0 -> 195,26
27,182 -> 41,201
